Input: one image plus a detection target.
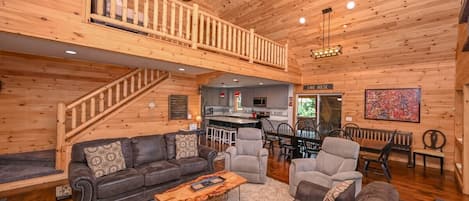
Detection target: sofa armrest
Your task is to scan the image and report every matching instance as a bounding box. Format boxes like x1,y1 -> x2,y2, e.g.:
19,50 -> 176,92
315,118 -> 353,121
68,162 -> 97,201
257,148 -> 268,158
294,180 -> 329,201
198,145 -> 217,173
332,171 -> 363,181
224,146 -> 237,171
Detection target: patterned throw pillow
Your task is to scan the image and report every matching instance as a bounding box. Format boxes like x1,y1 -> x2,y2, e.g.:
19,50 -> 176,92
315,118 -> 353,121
175,134 -> 198,159
323,180 -> 354,201
84,141 -> 126,178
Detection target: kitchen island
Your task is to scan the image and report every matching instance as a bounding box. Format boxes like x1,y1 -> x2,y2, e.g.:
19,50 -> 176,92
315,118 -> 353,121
205,116 -> 259,128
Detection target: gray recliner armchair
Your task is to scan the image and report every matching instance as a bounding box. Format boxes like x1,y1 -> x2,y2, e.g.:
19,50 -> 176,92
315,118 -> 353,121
289,137 -> 363,197
225,128 -> 268,183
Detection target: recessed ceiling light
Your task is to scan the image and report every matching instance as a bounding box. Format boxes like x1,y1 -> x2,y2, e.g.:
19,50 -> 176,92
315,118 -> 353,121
259,82 -> 264,85
346,1 -> 356,10
343,24 -> 348,28
178,68 -> 185,71
299,17 -> 306,24
65,50 -> 77,55
233,78 -> 239,82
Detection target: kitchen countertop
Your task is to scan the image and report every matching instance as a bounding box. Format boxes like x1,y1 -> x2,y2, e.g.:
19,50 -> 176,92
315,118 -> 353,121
205,116 -> 259,124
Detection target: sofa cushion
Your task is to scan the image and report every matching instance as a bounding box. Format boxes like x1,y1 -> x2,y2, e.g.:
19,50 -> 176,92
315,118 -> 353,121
165,132 -> 192,160
169,157 -> 208,176
96,168 -> 144,199
131,135 -> 167,167
72,138 -> 133,168
231,155 -> 261,173
84,141 -> 127,178
175,134 -> 198,159
136,161 -> 181,186
323,180 -> 354,201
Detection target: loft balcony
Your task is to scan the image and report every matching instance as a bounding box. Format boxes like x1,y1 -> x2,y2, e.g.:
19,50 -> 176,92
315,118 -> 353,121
86,0 -> 289,71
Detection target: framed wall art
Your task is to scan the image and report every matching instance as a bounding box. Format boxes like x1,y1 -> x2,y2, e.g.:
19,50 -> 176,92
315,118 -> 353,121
364,88 -> 421,123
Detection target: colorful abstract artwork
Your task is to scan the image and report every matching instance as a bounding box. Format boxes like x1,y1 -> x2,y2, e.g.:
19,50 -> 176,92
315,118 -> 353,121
365,88 -> 421,123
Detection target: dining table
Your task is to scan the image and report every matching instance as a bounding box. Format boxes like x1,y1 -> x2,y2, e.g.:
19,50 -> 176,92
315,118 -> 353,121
265,129 -> 323,158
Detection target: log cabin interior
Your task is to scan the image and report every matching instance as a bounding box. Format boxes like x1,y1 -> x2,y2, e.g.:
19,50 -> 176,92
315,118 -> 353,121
1,0 -> 469,200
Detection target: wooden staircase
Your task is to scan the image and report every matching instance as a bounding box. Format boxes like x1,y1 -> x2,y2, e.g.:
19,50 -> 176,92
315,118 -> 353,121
55,68 -> 170,170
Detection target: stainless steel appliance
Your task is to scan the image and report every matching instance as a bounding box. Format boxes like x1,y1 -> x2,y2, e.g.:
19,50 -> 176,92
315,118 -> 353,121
253,97 -> 267,107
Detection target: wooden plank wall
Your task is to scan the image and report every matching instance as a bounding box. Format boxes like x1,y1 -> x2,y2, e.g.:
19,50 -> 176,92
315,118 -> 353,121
73,74 -> 200,143
0,51 -> 131,154
457,24 -> 469,89
0,0 -> 301,84
214,0 -> 460,170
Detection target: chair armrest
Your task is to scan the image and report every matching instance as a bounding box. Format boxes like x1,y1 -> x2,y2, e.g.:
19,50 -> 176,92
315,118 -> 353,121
68,162 -> 97,201
224,146 -> 237,171
291,158 -> 317,172
332,171 -> 363,181
198,145 -> 217,173
257,148 -> 268,158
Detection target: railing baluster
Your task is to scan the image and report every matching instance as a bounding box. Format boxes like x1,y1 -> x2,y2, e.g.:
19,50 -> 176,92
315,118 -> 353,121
81,102 -> 86,123
211,18 -> 216,46
97,0 -> 104,16
123,79 -> 128,97
122,0 -> 128,22
153,0 -> 159,31
222,24 -> 227,50
71,108 -> 77,129
285,43 -> 288,71
138,71 -> 142,89
249,29 -> 254,63
110,0 -> 116,19
150,69 -> 154,81
185,8 -> 191,39
131,76 -> 135,93
99,93 -> 104,112
116,83 -> 120,103
228,26 -> 232,51
157,70 -> 160,79
144,68 -> 148,85
205,16 -> 210,46
237,29 -> 241,55
170,1 -> 176,35
199,14 -> 204,44
241,31 -> 245,56
133,0 -> 139,25
191,4 -> 199,49
178,5 -> 183,37
217,21 -> 222,48
107,88 -> 112,107
162,0 -> 167,33
144,0 -> 149,28
90,97 -> 96,117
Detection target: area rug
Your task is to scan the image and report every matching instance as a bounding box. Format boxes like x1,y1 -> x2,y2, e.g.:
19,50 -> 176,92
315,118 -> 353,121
226,177 -> 294,201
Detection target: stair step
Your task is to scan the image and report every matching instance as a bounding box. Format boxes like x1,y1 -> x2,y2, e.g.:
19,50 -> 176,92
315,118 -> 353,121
0,164 -> 63,184
0,150 -> 55,167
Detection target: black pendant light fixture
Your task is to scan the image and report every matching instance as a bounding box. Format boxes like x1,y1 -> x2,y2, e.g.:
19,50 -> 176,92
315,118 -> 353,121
311,7 -> 342,59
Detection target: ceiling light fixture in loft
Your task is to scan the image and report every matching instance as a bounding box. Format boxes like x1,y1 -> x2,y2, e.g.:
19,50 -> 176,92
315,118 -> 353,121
311,8 -> 342,59
346,1 -> 356,10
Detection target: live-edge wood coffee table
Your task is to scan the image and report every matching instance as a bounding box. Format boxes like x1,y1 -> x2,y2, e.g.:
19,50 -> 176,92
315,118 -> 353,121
155,171 -> 247,201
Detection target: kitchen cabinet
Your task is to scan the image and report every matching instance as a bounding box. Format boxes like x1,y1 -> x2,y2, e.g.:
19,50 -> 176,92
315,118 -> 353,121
265,85 -> 288,109
239,88 -> 253,107
203,87 -> 228,106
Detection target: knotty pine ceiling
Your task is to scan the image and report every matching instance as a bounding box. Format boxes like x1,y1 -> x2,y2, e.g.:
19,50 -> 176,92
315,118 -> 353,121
191,0 -> 460,75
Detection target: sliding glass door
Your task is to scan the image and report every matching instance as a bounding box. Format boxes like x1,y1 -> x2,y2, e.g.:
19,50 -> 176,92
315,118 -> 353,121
296,94 -> 342,132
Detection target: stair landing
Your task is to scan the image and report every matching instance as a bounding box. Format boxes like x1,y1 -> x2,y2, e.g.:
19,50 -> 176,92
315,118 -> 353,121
0,150 -> 63,184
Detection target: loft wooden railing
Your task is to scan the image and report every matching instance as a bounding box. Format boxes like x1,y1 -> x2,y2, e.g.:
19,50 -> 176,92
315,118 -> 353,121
86,0 -> 288,71
56,68 -> 170,169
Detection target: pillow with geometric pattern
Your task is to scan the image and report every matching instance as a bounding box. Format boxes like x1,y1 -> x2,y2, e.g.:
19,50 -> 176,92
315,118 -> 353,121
84,141 -> 126,178
323,180 -> 354,201
175,134 -> 198,159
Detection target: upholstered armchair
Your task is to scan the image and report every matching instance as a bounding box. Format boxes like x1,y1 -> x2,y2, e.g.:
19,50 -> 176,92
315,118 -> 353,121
225,128 -> 268,183
289,137 -> 363,197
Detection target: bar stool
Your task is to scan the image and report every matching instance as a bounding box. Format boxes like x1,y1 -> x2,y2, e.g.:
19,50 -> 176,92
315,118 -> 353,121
226,128 -> 237,145
206,126 -> 215,147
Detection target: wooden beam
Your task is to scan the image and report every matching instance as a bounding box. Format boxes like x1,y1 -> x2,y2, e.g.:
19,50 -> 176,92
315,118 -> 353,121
196,71 -> 226,85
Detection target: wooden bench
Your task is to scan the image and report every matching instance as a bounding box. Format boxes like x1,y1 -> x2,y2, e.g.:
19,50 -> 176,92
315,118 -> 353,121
344,127 -> 413,167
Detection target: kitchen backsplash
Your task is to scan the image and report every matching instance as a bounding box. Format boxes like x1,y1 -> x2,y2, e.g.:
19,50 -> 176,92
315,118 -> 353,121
205,106 -> 288,121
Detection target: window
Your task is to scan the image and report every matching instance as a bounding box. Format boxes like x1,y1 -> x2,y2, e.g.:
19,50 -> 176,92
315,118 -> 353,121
234,91 -> 243,111
297,96 -> 316,118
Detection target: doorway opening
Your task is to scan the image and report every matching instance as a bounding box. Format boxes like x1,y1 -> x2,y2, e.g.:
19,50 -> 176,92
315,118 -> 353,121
296,94 -> 342,132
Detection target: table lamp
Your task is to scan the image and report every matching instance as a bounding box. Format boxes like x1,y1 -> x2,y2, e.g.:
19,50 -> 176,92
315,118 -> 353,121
195,115 -> 202,128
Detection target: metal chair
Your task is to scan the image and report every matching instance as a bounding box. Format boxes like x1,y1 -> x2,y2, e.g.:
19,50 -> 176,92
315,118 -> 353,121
277,123 -> 296,160
412,129 -> 446,175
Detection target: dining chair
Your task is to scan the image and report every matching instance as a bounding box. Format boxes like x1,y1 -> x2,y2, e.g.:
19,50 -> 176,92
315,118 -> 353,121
277,123 -> 296,160
295,118 -> 316,132
412,129 -> 446,175
361,131 -> 397,182
342,123 -> 360,140
299,126 -> 321,158
260,118 -> 280,153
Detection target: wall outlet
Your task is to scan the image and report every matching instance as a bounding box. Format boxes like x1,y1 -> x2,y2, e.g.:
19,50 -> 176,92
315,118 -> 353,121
345,116 -> 353,122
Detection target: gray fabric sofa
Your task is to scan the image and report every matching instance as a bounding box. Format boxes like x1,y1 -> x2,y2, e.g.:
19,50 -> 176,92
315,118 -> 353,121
68,132 -> 217,201
289,137 -> 363,197
225,128 -> 268,183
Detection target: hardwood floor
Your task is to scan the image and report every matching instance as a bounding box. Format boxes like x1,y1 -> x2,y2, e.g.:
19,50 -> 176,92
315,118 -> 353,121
215,144 -> 469,201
